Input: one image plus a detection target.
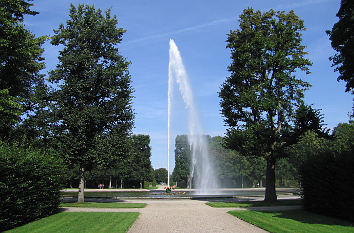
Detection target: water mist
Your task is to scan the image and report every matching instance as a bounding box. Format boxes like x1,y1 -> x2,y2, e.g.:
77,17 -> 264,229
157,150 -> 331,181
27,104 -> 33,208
168,39 -> 219,194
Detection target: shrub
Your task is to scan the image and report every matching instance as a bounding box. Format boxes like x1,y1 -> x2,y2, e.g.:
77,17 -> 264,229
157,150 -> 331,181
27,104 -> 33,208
0,142 -> 66,231
300,148 -> 354,222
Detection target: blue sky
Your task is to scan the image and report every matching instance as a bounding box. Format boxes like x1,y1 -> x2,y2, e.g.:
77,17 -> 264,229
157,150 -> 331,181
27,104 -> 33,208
24,0 -> 352,170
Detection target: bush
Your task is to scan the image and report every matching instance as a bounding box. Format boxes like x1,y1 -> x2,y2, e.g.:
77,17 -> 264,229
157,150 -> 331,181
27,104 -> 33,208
0,142 -> 67,231
300,149 -> 354,222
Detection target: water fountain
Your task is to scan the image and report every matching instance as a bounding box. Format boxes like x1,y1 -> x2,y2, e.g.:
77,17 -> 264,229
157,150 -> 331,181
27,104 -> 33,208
168,39 -> 219,194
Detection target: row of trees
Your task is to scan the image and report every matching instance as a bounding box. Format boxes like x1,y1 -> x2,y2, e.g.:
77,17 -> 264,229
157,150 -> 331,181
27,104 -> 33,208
172,119 -> 353,190
0,1 -> 154,202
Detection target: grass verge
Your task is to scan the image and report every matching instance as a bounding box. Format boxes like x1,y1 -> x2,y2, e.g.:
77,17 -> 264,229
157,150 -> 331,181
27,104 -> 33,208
206,199 -> 302,208
6,212 -> 139,233
60,202 -> 146,208
229,210 -> 354,233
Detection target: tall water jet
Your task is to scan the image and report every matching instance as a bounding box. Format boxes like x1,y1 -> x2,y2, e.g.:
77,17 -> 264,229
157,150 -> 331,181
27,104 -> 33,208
168,39 -> 219,194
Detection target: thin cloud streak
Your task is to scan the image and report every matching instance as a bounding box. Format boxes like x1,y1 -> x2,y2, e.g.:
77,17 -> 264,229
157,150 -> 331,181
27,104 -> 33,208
274,0 -> 333,11
124,18 -> 233,45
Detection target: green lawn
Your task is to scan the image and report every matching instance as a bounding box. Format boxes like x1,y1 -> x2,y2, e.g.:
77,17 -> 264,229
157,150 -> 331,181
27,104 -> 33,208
60,202 -> 146,208
206,199 -> 302,208
229,210 -> 354,233
6,212 -> 139,233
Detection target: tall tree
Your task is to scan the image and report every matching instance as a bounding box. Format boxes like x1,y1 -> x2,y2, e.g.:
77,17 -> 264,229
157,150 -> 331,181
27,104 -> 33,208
219,8 -> 311,201
172,135 -> 191,188
49,4 -> 134,202
129,135 -> 153,189
327,0 -> 354,93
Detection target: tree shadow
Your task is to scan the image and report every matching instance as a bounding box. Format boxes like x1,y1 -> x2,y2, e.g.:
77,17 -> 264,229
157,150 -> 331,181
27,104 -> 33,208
262,209 -> 354,227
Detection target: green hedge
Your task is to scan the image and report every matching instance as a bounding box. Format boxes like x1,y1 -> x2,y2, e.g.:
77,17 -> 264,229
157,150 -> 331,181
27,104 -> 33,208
300,149 -> 354,222
0,142 -> 66,231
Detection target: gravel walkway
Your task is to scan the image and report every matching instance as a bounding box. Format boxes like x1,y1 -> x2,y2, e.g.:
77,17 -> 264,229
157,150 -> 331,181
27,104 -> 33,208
61,199 -> 303,233
126,200 -> 267,233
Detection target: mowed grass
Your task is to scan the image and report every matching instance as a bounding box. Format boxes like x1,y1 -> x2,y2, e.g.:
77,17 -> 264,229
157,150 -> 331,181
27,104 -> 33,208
6,212 -> 139,233
229,210 -> 354,233
60,202 -> 146,208
206,199 -> 302,208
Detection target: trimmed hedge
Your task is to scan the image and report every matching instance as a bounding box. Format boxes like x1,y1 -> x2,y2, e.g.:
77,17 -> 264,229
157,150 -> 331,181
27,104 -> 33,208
0,142 -> 66,231
300,149 -> 354,222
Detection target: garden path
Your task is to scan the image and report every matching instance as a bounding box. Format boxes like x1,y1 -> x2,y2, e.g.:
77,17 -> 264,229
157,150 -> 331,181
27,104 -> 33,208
126,199 -> 266,233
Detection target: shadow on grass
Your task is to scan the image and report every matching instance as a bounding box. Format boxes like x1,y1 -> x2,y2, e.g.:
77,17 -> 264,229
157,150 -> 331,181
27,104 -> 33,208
206,198 -> 303,206
263,209 -> 354,227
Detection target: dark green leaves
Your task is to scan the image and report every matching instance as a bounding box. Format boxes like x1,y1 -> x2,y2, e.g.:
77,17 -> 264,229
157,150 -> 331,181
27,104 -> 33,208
327,0 -> 354,92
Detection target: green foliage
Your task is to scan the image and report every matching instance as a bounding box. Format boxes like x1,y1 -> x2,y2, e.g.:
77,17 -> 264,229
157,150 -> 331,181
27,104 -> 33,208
143,181 -> 157,189
287,131 -> 330,181
301,148 -> 354,222
0,89 -> 23,139
327,0 -> 354,92
289,121 -> 353,184
292,104 -> 330,141
154,168 -> 168,184
331,121 -> 354,153
0,141 -> 66,231
219,8 -> 311,201
6,212 -> 139,233
0,0 -> 46,99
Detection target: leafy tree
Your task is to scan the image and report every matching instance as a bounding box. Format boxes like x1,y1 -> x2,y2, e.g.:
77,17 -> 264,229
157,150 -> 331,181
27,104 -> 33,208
128,135 -> 153,189
172,135 -> 191,188
0,0 -> 46,99
331,121 -> 354,153
219,8 -> 311,201
327,0 -> 354,93
49,4 -> 134,202
287,130 -> 330,182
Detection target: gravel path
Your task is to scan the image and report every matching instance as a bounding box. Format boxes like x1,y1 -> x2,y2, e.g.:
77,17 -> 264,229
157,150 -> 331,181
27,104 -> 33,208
126,200 -> 267,233
61,199 -> 302,233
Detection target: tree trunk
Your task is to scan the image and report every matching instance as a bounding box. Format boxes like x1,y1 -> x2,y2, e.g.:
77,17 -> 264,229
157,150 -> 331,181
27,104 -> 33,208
109,175 -> 112,189
120,179 -> 123,189
140,181 -> 143,189
265,157 -> 277,202
78,167 -> 85,203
